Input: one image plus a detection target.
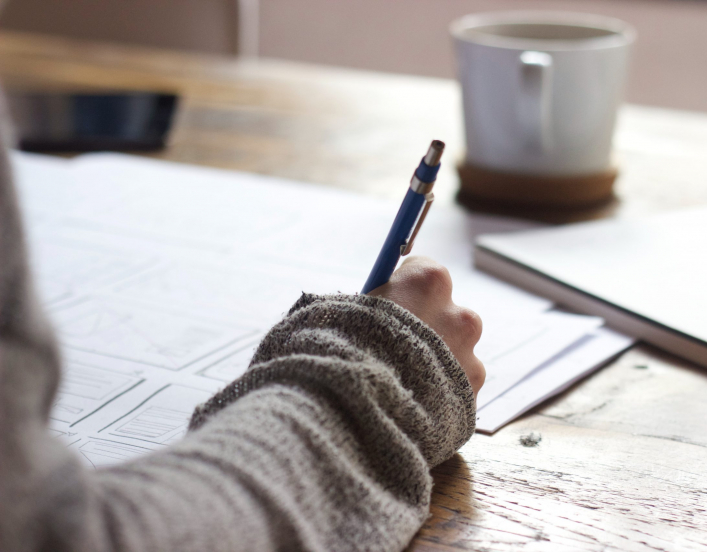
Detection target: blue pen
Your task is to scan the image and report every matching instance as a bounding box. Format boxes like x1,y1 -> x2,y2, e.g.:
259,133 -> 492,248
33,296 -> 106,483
362,140 -> 445,294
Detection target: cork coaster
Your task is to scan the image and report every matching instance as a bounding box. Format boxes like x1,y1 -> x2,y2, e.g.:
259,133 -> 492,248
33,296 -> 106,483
457,161 -> 618,222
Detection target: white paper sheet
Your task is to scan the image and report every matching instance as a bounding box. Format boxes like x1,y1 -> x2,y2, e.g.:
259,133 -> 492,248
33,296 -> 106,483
11,151 -> 626,463
475,311 -> 604,409
475,327 -> 634,434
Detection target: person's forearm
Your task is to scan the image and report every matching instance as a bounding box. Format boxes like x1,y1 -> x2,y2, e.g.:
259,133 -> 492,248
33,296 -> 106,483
88,381 -> 428,551
80,294 -> 475,552
1,291 -> 475,552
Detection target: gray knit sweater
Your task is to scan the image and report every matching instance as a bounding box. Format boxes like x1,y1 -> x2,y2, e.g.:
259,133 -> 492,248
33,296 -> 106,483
0,132 -> 476,550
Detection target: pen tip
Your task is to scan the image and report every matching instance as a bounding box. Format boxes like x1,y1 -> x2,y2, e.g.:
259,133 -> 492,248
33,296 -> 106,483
424,140 -> 445,166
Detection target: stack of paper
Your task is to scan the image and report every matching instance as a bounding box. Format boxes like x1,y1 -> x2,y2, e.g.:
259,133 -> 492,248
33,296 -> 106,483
13,152 -> 633,466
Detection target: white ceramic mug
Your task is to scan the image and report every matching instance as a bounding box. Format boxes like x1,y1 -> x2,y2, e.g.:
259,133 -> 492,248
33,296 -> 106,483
451,12 -> 635,176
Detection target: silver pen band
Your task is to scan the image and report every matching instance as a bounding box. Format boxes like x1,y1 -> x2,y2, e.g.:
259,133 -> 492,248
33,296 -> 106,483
410,175 -> 435,194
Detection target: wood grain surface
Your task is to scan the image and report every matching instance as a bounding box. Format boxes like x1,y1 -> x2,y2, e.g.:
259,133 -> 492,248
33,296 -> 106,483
0,31 -> 704,551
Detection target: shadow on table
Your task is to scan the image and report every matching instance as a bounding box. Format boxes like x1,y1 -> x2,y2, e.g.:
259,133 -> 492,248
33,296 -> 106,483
407,453 -> 480,551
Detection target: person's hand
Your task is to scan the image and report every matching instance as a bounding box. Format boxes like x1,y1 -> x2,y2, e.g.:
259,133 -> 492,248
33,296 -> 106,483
367,256 -> 485,395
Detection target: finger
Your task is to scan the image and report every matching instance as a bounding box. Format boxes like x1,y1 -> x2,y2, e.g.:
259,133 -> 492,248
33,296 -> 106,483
436,306 -> 483,392
364,257 -> 442,296
463,356 -> 486,395
399,255 -> 443,270
393,257 -> 454,301
455,306 -> 483,348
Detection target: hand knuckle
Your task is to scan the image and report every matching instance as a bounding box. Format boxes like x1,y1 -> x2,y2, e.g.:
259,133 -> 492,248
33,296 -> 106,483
470,360 -> 486,392
457,308 -> 482,340
412,265 -> 453,296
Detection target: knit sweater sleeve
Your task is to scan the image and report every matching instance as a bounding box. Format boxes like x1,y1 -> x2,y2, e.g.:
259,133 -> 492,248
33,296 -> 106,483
2,292 -> 476,552
83,293 -> 476,552
0,128 -> 476,551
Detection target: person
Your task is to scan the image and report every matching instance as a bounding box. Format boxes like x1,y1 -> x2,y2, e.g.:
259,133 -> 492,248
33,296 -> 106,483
0,100 -> 485,551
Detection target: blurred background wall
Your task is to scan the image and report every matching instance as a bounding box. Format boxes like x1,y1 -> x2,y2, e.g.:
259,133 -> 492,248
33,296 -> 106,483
1,0 -> 706,111
0,0 -> 248,54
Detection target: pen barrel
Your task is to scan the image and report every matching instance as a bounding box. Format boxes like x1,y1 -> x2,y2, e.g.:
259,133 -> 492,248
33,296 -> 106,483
361,188 -> 426,294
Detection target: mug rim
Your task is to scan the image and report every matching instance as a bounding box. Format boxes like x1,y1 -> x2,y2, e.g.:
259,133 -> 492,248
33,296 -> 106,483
450,11 -> 636,51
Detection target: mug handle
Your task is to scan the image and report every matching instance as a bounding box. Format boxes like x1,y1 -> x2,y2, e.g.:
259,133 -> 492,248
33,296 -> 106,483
518,51 -> 553,152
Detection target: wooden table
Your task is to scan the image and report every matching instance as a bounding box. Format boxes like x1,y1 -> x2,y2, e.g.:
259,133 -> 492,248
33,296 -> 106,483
1,31 -> 705,551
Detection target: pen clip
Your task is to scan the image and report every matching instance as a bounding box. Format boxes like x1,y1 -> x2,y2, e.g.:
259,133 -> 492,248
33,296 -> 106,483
401,193 -> 434,256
